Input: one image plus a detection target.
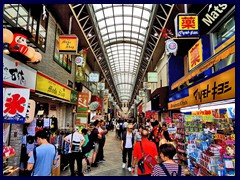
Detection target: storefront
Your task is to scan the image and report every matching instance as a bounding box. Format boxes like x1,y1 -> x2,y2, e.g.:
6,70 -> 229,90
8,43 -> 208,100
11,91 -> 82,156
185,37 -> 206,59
3,53 -> 37,176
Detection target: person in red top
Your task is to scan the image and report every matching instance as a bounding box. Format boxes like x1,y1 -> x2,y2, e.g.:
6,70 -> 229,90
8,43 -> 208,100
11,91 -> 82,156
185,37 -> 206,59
131,128 -> 159,176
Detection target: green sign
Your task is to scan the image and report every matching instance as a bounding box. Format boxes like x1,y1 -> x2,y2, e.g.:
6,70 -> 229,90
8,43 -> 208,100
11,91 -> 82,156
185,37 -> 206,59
70,90 -> 78,103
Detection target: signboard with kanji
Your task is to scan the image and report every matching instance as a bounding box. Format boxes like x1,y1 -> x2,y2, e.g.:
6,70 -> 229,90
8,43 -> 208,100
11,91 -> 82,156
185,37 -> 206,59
175,13 -> 199,37
188,39 -> 203,71
77,92 -> 89,112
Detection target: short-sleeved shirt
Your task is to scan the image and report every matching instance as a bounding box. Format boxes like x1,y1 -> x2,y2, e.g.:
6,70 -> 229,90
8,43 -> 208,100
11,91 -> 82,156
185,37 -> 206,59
133,138 -> 158,175
28,144 -> 58,176
65,132 -> 84,153
151,162 -> 185,176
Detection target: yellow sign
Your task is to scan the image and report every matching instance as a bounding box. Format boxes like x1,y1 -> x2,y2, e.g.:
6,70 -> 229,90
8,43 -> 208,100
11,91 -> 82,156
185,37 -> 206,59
179,15 -> 198,30
36,72 -> 71,101
189,67 -> 235,104
171,43 -> 235,90
188,39 -> 203,70
168,67 -> 235,110
59,35 -> 78,54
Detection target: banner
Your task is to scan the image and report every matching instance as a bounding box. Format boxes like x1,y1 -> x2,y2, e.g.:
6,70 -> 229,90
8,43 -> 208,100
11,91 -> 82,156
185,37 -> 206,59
103,95 -> 108,113
97,83 -> 105,91
77,92 -> 89,112
3,54 -> 37,91
76,51 -> 87,83
143,82 -> 151,90
188,39 -> 203,71
3,88 -> 30,124
147,72 -> 158,83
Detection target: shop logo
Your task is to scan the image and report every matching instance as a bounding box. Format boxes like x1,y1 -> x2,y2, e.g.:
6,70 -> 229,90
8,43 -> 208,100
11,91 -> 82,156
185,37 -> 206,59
202,4 -> 228,26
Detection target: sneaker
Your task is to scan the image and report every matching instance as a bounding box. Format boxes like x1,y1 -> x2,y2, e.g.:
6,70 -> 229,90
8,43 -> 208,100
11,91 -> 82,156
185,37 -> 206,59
128,167 -> 132,172
122,163 -> 126,168
99,160 -> 104,163
83,169 -> 91,174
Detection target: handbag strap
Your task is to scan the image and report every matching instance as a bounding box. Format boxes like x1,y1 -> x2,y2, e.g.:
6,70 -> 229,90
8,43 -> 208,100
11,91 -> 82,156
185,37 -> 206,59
159,163 -> 170,176
139,141 -> 145,157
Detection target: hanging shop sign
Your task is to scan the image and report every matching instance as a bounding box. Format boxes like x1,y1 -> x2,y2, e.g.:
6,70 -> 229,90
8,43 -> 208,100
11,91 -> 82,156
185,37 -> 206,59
76,113 -> 88,125
139,90 -> 146,97
25,99 -> 36,123
103,95 -> 109,113
97,82 -> 105,91
165,39 -> 178,56
59,35 -> 78,54
3,88 -> 30,124
143,82 -> 151,90
82,86 -> 92,104
89,72 -> 100,83
3,54 -> 37,91
104,89 -> 109,96
70,90 -> 78,104
168,67 -> 235,110
188,39 -> 203,71
174,13 -> 199,37
36,72 -> 71,101
75,56 -> 84,66
147,72 -> 158,83
77,92 -> 89,112
89,101 -> 100,111
199,4 -> 234,34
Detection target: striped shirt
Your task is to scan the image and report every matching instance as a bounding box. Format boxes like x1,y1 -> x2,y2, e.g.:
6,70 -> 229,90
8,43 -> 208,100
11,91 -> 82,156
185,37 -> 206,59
151,162 -> 185,176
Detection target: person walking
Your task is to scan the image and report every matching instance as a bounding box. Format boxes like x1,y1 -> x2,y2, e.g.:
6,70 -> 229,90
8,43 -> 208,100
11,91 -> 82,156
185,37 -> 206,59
151,143 -> 185,176
27,130 -> 58,176
64,127 -> 85,176
131,128 -> 159,176
121,124 -> 135,172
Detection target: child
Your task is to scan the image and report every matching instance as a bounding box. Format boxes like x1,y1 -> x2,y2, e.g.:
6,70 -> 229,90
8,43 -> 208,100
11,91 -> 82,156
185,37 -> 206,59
81,128 -> 91,174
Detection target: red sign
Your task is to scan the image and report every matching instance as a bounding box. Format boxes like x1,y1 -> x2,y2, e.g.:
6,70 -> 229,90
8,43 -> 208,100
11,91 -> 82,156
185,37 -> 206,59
91,95 -> 102,111
77,92 -> 89,112
138,104 -> 143,114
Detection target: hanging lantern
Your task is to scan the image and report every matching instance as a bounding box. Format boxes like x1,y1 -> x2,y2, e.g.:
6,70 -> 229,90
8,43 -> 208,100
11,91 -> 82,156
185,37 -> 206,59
30,52 -> 42,63
25,47 -> 36,59
3,28 -> 14,54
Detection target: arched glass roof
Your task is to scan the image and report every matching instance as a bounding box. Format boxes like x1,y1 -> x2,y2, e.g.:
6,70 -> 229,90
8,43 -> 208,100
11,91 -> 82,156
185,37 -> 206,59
92,4 -> 153,102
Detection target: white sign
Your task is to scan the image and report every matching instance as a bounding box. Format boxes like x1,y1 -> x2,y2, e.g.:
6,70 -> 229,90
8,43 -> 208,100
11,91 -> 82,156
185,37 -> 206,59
3,54 -> 37,91
97,83 -> 105,90
104,89 -> 109,96
89,72 -> 100,82
147,72 -> 158,83
3,88 -> 30,124
75,56 -> 84,66
165,39 -> 178,56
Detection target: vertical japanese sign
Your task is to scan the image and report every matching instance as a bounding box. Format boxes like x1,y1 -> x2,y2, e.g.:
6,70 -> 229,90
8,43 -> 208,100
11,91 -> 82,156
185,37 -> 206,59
76,50 -> 87,83
175,14 -> 199,37
77,92 -> 89,112
76,92 -> 89,125
103,95 -> 108,113
188,39 -> 203,71
3,88 -> 30,124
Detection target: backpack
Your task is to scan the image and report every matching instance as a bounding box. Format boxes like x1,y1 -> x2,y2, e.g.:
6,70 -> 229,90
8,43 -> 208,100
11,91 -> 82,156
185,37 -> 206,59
159,163 -> 182,176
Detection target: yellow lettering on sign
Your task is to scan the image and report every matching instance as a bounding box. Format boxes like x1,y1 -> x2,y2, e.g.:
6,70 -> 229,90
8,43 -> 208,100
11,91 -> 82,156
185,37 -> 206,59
36,73 -> 70,101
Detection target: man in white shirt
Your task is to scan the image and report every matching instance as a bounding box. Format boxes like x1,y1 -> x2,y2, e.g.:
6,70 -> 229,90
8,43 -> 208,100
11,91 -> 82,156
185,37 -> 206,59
64,127 -> 85,176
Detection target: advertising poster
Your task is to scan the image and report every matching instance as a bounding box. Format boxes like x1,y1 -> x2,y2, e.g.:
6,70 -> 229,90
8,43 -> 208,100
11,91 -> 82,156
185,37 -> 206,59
3,88 -> 30,124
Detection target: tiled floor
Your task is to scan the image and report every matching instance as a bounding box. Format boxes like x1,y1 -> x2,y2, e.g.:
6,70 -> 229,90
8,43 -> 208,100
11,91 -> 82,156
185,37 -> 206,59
60,130 -> 137,176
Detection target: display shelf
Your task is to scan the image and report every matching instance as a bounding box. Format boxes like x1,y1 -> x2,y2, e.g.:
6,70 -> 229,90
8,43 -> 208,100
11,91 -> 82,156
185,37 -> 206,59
3,153 -> 16,160
3,167 -> 19,176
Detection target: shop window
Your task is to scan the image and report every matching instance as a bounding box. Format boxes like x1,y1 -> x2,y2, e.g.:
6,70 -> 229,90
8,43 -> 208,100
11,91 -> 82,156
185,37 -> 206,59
214,53 -> 235,72
3,4 -> 48,51
212,16 -> 235,53
53,25 -> 72,73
